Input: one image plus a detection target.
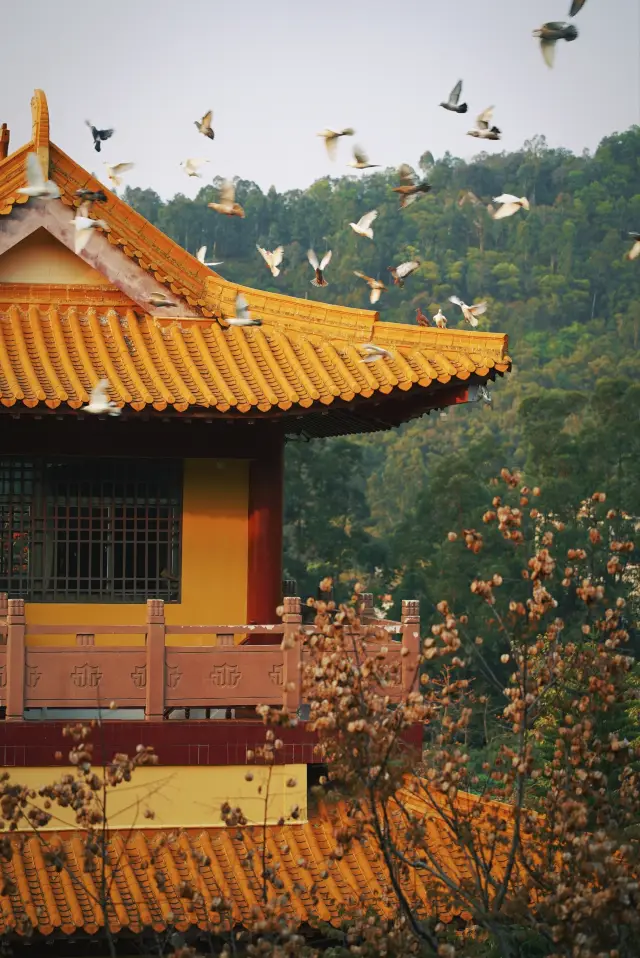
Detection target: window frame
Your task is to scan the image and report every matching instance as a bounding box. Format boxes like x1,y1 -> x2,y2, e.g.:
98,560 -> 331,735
0,456 -> 183,604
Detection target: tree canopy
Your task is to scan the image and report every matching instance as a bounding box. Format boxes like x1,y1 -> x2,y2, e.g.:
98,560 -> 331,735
123,126 -> 640,605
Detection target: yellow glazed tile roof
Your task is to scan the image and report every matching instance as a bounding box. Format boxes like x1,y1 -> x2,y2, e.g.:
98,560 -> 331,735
0,91 -> 511,420
0,298 -> 510,414
0,794 -> 522,938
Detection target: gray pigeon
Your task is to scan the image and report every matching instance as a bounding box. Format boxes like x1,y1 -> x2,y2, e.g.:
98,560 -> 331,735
569,0 -> 587,15
440,80 -> 468,114
533,22 -> 578,68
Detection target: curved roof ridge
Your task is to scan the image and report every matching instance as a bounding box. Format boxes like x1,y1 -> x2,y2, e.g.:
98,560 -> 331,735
30,90 -> 50,175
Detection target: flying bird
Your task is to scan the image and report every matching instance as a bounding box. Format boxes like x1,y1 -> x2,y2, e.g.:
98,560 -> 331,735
416,308 -> 431,327
74,188 -> 107,203
353,271 -> 387,304
148,292 -> 175,308
83,379 -> 120,416
317,128 -> 355,161
196,246 -> 223,268
477,384 -> 492,405
307,249 -> 332,287
492,194 -> 531,219
181,158 -> 209,177
569,0 -> 587,14
257,245 -> 284,277
85,121 -> 114,153
449,295 -> 487,328
104,163 -> 134,188
392,164 -> 431,209
533,22 -> 578,68
458,190 -> 482,208
388,260 -> 420,287
16,153 -> 61,200
359,343 -> 393,364
160,568 -> 180,582
225,294 -> 262,327
467,107 -> 501,141
349,210 -> 378,239
433,309 -> 447,328
73,202 -> 109,254
440,80 -> 468,114
208,180 -> 245,217
626,232 -> 640,261
348,146 -> 379,170
195,111 -> 214,140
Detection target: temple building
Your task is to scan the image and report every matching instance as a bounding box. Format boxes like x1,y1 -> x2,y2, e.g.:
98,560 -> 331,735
0,91 -> 511,952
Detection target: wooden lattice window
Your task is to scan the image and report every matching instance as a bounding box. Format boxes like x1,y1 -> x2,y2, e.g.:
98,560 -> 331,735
0,457 -> 182,602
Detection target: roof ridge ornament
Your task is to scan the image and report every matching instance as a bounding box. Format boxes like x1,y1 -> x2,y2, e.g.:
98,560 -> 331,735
30,89 -> 50,178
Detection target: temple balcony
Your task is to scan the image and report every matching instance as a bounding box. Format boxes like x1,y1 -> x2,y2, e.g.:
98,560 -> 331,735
0,593 -> 421,722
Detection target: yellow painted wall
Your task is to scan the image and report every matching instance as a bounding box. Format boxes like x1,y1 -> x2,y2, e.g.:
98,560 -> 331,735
8,764 -> 307,830
25,459 -> 249,646
0,228 -> 112,285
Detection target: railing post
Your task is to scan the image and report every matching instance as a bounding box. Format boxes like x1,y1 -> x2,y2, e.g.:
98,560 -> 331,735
401,599 -> 420,695
360,593 -> 374,622
0,593 -> 8,645
6,599 -> 26,721
282,596 -> 302,713
145,599 -> 165,721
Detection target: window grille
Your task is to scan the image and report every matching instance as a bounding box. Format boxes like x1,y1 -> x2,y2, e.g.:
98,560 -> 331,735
0,457 -> 182,603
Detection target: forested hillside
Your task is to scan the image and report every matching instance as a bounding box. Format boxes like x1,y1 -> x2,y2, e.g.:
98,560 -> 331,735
123,128 -> 640,609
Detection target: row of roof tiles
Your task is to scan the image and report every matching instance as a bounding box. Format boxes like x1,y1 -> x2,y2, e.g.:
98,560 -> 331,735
0,797 -> 509,938
0,302 -> 510,412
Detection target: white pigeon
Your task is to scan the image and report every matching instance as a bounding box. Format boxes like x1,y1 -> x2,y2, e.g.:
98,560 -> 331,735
317,128 -> 355,161
349,210 -> 378,239
256,245 -> 284,277
196,246 -> 223,268
104,162 -> 135,188
181,158 -> 209,178
225,293 -> 262,327
492,194 -> 530,219
74,202 -> 109,255
16,153 -> 61,200
148,291 -> 175,308
467,107 -> 501,141
360,343 -> 393,364
449,296 -> 487,328
83,379 -> 121,416
347,146 -> 379,170
433,309 -> 448,329
626,232 -> 640,261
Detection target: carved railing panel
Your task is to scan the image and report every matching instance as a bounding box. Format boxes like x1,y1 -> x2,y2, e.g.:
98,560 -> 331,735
24,648 -> 147,708
164,647 -> 284,707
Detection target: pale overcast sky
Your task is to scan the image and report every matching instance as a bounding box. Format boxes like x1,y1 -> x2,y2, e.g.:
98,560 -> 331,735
1,0 -> 638,199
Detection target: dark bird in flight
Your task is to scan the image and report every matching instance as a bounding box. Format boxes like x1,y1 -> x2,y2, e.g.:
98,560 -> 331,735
85,121 -> 114,152
533,22 -> 578,68
569,0 -> 587,15
74,189 -> 107,203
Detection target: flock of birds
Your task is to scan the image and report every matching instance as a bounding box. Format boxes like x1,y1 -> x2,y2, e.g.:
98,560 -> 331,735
11,0 -> 638,415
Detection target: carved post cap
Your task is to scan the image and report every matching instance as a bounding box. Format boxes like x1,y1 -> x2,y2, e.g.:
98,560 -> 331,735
147,599 -> 165,622
7,599 -> 25,620
401,599 -> 420,621
361,593 -> 374,610
283,596 -> 301,619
